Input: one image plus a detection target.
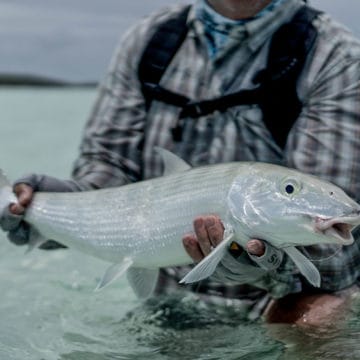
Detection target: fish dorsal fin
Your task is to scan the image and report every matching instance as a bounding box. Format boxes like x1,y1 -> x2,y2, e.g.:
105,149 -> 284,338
284,247 -> 321,288
95,258 -> 133,291
179,229 -> 234,284
154,147 -> 191,175
127,268 -> 159,299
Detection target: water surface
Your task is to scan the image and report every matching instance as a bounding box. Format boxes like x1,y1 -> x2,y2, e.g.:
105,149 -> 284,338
0,87 -> 360,359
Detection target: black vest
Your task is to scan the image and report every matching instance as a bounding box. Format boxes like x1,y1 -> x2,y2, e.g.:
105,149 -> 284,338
138,5 -> 321,149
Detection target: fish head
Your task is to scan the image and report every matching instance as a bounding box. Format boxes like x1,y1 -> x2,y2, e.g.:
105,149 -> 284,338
227,163 -> 360,248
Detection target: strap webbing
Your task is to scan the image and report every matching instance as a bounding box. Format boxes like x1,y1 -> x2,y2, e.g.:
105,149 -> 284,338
138,5 -> 191,108
258,5 -> 320,148
138,5 -> 321,149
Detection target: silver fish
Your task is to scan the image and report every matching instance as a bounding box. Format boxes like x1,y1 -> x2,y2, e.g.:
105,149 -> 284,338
1,148 -> 360,298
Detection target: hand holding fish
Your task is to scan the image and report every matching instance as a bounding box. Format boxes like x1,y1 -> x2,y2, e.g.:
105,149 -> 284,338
9,183 -> 32,215
0,183 -> 32,246
182,215 -> 265,260
0,175 -> 82,249
182,215 -> 287,285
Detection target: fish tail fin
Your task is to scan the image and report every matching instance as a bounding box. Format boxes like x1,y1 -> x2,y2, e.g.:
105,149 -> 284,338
0,169 -> 17,220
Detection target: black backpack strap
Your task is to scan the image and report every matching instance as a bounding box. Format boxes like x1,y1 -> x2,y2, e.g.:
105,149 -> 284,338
256,5 -> 321,149
138,5 -> 191,108
138,5 -> 321,149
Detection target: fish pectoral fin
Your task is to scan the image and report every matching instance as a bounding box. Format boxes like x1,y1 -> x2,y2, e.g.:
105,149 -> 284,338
154,147 -> 191,175
179,231 -> 234,284
95,258 -> 133,291
284,247 -> 321,288
126,267 -> 159,299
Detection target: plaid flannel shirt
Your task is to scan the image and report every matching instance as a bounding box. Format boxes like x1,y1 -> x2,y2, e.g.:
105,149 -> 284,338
71,0 -> 360,312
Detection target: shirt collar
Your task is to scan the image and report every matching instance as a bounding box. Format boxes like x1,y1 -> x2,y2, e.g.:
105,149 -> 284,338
240,0 -> 305,52
188,0 -> 305,54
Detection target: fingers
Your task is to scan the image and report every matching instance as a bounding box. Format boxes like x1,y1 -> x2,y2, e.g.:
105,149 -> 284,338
9,184 -> 34,215
183,215 -> 224,262
1,183 -> 34,247
204,216 -> 224,247
183,233 -> 203,262
193,217 -> 211,255
246,239 -> 265,257
14,183 -> 34,206
194,215 -> 224,255
182,214 -> 266,264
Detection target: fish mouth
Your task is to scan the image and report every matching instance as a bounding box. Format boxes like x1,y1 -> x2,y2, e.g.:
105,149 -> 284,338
314,215 -> 360,245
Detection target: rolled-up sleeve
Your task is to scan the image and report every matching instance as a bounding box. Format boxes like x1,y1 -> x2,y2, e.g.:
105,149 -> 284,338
71,8 -> 177,188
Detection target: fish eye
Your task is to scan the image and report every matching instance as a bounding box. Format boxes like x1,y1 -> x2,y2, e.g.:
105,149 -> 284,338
281,178 -> 301,196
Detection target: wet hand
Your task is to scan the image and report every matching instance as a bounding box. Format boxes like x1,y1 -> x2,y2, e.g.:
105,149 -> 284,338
182,214 -> 265,262
1,175 -> 71,249
9,183 -> 34,215
0,183 -> 34,246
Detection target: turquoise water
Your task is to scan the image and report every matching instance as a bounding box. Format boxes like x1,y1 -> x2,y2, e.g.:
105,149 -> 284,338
0,87 -> 360,359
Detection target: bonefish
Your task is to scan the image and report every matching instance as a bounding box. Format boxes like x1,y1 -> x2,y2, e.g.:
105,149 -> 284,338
1,148 -> 359,298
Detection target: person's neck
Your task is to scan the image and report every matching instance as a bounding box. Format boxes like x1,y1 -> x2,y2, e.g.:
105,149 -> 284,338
207,0 -> 274,20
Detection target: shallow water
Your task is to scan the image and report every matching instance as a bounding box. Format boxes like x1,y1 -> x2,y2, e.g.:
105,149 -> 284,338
1,87 -> 360,359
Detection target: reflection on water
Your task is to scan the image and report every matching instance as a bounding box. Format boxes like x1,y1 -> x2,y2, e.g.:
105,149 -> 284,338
0,87 -> 360,359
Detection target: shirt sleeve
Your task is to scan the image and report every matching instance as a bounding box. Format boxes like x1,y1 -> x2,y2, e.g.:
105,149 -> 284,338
71,6 -> 188,190
71,12 -> 169,189
71,25 -> 147,189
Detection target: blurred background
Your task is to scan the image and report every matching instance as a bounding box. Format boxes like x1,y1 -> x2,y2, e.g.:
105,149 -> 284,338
0,0 -> 359,84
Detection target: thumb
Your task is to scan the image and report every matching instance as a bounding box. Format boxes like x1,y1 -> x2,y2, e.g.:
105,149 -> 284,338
246,239 -> 265,257
10,183 -> 34,215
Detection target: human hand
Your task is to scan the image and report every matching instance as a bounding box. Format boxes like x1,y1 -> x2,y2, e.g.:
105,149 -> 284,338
0,174 -> 81,249
10,183 -> 34,215
182,215 -> 266,260
182,215 -> 284,284
0,183 -> 34,246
